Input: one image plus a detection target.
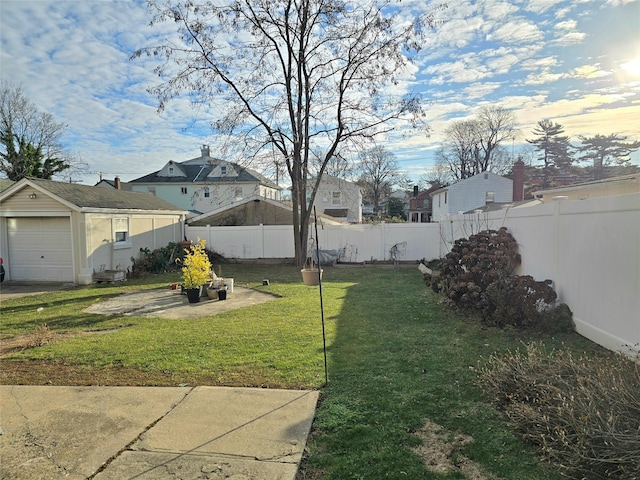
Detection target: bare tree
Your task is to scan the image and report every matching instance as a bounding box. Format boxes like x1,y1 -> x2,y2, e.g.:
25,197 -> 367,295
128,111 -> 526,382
355,146 -> 403,214
438,119 -> 481,181
0,81 -> 77,181
133,0 -> 443,265
438,105 -> 518,181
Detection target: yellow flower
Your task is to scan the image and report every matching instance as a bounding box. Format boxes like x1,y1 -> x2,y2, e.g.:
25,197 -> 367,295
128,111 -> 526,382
181,239 -> 212,289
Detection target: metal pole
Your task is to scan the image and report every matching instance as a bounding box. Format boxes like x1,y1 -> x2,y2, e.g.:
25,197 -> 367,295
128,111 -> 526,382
313,206 -> 328,385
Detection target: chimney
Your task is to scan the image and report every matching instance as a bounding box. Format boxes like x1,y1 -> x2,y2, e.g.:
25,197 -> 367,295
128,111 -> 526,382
201,145 -> 210,158
115,177 -> 121,190
512,158 -> 524,202
413,185 -> 419,197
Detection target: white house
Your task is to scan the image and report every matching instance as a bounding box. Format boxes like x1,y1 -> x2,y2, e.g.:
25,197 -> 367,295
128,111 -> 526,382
0,178 -> 186,285
128,146 -> 282,214
431,172 -> 514,218
307,174 -> 362,223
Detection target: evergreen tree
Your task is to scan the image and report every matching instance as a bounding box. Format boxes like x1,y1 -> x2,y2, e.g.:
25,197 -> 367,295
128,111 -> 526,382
526,120 -> 573,187
577,133 -> 640,180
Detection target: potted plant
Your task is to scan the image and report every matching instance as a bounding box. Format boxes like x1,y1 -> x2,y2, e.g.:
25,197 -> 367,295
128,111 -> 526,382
301,256 -> 322,286
180,239 -> 211,303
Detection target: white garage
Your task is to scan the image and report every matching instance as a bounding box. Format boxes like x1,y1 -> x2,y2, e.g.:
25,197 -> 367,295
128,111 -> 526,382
6,217 -> 74,282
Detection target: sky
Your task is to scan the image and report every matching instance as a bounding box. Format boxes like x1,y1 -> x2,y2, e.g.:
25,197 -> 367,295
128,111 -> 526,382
1,0 -> 639,186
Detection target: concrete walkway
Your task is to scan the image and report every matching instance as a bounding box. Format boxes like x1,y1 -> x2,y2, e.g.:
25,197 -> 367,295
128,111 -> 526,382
0,385 -> 318,479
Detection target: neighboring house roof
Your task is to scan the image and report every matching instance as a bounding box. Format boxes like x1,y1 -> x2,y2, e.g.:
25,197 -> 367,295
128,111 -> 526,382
188,194 -> 346,226
462,200 -> 537,214
532,173 -> 640,198
323,208 -> 349,218
95,178 -> 132,191
1,177 -> 187,212
129,158 -> 280,190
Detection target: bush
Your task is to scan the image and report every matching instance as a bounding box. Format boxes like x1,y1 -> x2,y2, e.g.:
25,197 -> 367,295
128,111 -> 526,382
130,242 -> 225,277
429,227 -> 570,332
478,343 -> 640,480
130,242 -> 184,276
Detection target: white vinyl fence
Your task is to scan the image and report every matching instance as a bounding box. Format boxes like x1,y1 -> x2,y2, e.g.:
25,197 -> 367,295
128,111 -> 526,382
188,222 -> 442,264
187,192 -> 640,354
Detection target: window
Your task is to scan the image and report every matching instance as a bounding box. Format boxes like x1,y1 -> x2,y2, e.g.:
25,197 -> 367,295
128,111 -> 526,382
169,166 -> 174,175
486,191 -> 495,203
203,187 -> 210,198
113,218 -> 130,248
484,173 -> 489,180
181,187 -> 188,195
221,165 -> 227,175
235,187 -> 243,201
332,191 -> 341,205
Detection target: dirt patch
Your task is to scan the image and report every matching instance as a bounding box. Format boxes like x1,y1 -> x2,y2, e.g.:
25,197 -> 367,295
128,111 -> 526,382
0,327 -> 124,358
411,419 -> 505,480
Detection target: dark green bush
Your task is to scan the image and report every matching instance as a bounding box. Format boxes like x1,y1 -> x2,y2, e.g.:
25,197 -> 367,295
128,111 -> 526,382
478,343 -> 640,480
130,242 -> 225,277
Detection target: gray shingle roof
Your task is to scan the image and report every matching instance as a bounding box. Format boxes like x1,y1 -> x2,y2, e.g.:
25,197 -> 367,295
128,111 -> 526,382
28,178 -> 184,211
129,162 -> 280,189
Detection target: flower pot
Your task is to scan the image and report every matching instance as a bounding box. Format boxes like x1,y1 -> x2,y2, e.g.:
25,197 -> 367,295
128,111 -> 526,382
185,288 -> 201,303
206,286 -> 218,300
217,289 -> 227,301
301,268 -> 322,286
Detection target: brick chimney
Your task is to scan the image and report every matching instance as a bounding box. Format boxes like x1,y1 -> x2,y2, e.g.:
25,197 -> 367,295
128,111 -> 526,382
512,158 -> 524,201
413,185 -> 419,196
114,176 -> 121,190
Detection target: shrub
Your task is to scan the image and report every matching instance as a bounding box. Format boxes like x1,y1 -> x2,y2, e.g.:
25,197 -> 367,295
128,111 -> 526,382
478,343 -> 640,480
483,275 -> 558,329
130,242 -> 225,277
130,242 -> 183,276
180,239 -> 212,289
438,227 -> 520,311
430,227 -> 570,332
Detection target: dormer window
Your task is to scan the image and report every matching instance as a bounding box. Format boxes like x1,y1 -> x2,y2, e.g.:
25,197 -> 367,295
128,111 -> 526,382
169,166 -> 174,175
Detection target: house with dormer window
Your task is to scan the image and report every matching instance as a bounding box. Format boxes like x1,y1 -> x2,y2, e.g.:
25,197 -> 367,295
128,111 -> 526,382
128,146 -> 282,214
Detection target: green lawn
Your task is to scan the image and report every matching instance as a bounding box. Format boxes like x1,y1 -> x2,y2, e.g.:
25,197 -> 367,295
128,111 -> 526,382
0,264 -> 603,479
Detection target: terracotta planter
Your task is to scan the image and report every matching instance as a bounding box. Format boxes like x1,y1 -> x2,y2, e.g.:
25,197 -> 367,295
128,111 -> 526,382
185,288 -> 200,303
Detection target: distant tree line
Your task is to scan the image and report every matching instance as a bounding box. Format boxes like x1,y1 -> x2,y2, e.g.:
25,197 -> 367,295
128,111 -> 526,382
428,106 -> 640,189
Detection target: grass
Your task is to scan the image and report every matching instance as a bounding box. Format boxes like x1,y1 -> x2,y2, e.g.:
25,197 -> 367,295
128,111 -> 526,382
0,264 -> 604,479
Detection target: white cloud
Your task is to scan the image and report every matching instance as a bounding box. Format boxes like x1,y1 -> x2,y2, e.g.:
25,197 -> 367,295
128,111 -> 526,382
520,56 -> 559,71
521,71 -> 565,85
487,20 -> 544,44
526,0 -> 564,14
570,64 -> 612,79
554,31 -> 587,45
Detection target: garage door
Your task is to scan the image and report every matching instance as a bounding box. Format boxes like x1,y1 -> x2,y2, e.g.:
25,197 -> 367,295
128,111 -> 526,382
7,217 -> 74,282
